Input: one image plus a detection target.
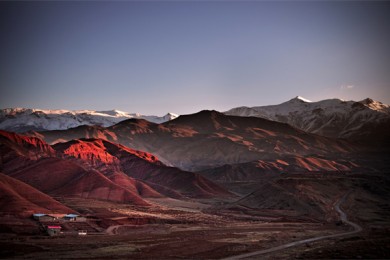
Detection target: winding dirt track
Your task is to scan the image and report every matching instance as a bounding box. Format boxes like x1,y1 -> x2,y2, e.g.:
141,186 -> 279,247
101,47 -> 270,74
106,225 -> 120,235
222,191 -> 362,260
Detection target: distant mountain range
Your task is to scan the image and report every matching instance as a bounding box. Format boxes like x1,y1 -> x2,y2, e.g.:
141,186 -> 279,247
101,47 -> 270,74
1,97 -> 389,143
225,96 -> 390,141
0,108 -> 178,132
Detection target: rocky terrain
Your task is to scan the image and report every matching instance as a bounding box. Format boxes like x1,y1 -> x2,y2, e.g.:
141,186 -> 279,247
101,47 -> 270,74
225,96 -> 390,143
29,110 -> 359,172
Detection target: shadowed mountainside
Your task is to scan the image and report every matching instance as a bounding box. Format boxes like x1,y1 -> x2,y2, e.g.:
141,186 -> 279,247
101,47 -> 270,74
225,97 -> 390,144
29,110 -> 358,171
225,172 -> 390,223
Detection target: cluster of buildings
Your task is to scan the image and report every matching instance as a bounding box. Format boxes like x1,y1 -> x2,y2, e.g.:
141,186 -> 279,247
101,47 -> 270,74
32,213 -> 88,236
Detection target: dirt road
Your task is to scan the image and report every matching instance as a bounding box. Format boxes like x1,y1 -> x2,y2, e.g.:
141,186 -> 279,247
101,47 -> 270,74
222,191 -> 362,260
106,225 -> 121,235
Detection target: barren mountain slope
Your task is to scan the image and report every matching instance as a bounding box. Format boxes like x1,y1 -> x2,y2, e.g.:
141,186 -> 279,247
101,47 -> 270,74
7,157 -> 150,206
53,138 -> 232,198
1,130 -> 231,201
228,172 -> 390,224
29,110 -> 357,171
0,172 -> 75,216
225,97 -> 390,143
199,155 -> 361,182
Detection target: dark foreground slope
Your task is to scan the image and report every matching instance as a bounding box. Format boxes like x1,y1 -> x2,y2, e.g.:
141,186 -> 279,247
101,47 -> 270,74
0,172 -> 74,216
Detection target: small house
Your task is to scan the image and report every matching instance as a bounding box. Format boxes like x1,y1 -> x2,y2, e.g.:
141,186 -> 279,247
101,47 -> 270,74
33,213 -> 46,220
33,214 -> 56,222
48,214 -> 66,220
64,214 -> 78,221
78,230 -> 87,236
46,225 -> 62,236
64,214 -> 86,222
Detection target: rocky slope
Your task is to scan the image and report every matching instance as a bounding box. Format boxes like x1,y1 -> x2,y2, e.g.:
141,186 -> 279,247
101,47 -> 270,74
53,138 -> 232,198
199,156 -> 361,182
0,130 -> 232,208
225,97 -> 390,142
29,110 -> 357,171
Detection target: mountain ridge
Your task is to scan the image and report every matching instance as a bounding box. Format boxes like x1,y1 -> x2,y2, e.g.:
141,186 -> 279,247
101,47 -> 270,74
3,97 -> 389,141
0,108 -> 178,132
0,130 -> 232,202
225,97 -> 390,141
28,109 -> 358,172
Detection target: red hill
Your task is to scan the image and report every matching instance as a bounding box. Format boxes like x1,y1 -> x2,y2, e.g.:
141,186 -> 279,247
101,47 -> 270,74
0,130 -> 55,156
0,130 -> 55,172
9,157 -> 150,206
0,172 -> 74,216
54,138 -> 232,198
108,172 -> 164,198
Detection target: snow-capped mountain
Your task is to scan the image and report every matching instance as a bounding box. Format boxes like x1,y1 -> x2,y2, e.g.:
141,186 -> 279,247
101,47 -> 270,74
225,96 -> 390,140
0,108 -> 178,132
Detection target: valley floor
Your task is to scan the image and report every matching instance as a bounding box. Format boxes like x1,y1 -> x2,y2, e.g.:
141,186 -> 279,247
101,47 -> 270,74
1,221 -> 388,259
0,222 -> 343,259
1,194 -> 389,259
1,171 -> 390,259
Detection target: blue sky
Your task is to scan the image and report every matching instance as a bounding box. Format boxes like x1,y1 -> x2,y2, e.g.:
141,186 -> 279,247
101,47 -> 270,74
1,1 -> 389,115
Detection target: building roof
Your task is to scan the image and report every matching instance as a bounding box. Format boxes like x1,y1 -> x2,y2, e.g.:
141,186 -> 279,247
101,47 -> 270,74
33,213 -> 46,217
47,226 -> 62,229
64,214 -> 79,218
48,214 -> 66,218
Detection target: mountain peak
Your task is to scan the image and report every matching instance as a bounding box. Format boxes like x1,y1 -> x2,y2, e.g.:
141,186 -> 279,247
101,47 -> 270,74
95,109 -> 129,117
198,109 -> 221,115
165,112 -> 178,116
360,98 -> 374,105
165,110 -> 228,133
292,96 -> 312,103
163,112 -> 179,120
358,98 -> 389,112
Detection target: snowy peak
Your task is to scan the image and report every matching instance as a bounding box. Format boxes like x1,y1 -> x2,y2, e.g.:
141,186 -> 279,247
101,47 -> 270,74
290,96 -> 312,103
0,108 -> 178,133
163,112 -> 179,121
95,109 -> 132,117
358,98 -> 389,113
225,97 -> 390,140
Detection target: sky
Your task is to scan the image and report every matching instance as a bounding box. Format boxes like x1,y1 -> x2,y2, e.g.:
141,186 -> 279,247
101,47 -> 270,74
1,1 -> 389,115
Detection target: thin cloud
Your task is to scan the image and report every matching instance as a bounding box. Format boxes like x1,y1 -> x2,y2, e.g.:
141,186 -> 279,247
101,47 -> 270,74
341,84 -> 355,90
